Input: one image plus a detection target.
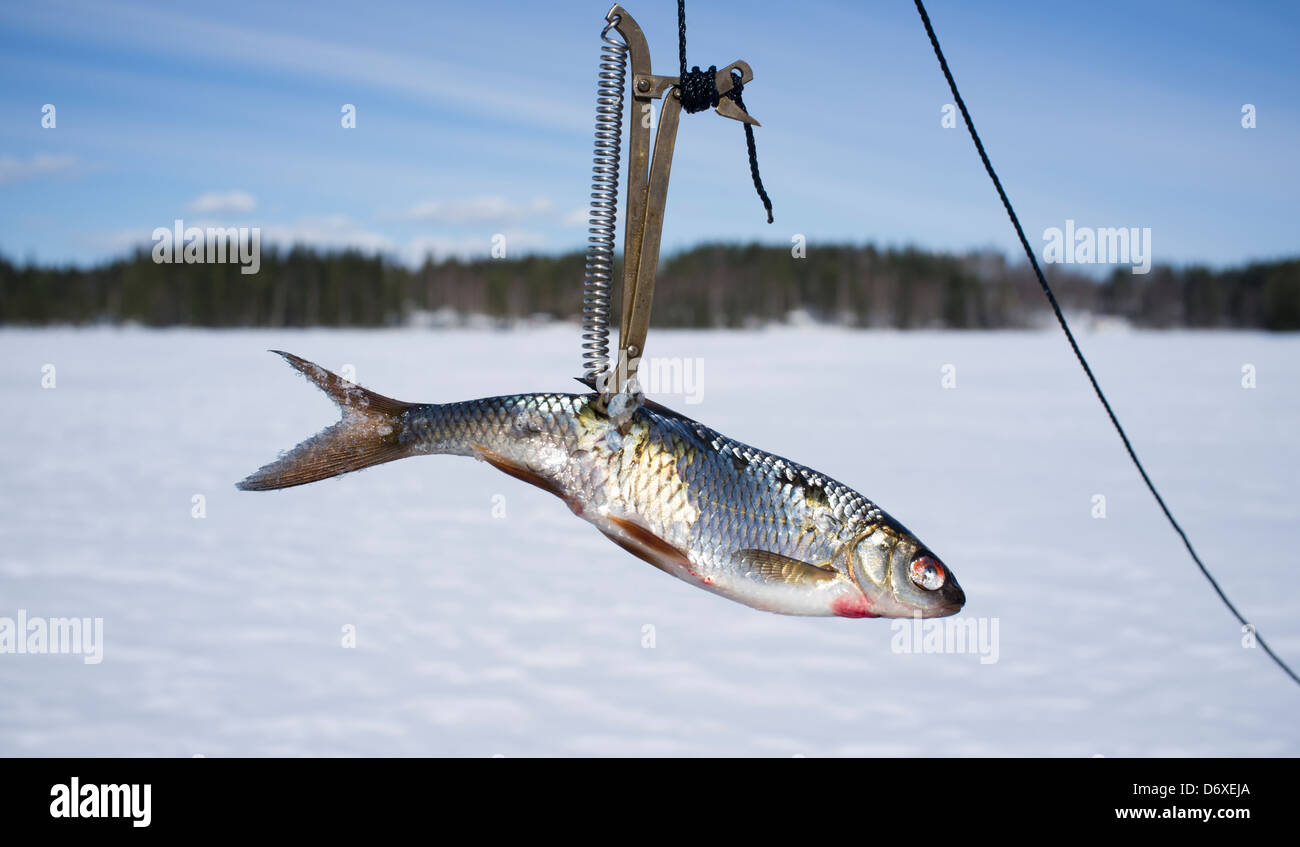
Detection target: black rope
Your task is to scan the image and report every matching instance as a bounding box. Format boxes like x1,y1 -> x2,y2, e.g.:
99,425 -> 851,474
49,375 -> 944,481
679,63 -> 719,114
677,0 -> 773,223
728,72 -> 774,224
913,0 -> 1299,689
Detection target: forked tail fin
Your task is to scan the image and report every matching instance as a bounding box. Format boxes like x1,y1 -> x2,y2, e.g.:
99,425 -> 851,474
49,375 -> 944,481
237,351 -> 417,491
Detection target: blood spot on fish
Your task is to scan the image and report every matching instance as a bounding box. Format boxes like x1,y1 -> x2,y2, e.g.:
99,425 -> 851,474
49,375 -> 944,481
702,576 -> 715,585
832,593 -> 878,618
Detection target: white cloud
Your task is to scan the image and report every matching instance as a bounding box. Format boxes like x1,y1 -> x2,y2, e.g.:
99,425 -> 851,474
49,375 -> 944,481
260,215 -> 394,253
80,215 -> 390,256
562,207 -> 588,228
396,196 -> 555,225
0,153 -> 77,186
187,190 -> 257,214
81,215 -> 550,266
405,231 -> 546,265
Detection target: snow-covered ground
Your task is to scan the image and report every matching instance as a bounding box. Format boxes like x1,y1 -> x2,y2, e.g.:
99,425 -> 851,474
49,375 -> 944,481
0,325 -> 1296,756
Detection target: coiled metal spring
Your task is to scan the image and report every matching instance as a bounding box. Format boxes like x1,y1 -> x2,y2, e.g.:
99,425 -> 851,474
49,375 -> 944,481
581,19 -> 628,385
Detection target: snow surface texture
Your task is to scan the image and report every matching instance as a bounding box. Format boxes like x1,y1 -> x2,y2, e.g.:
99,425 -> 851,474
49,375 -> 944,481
0,326 -> 1296,756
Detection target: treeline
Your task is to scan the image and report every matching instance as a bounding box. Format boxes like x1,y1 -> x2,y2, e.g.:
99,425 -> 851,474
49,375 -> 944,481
1,244 -> 1297,330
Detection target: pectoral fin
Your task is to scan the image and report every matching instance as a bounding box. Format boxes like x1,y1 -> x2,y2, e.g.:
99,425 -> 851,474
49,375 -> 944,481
731,549 -> 840,587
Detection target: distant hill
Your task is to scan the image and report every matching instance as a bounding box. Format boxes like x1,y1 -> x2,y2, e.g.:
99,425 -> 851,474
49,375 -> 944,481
2,244 -> 1296,330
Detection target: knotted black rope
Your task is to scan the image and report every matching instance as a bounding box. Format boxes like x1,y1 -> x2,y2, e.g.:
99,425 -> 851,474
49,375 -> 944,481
678,64 -> 718,114
677,0 -> 773,223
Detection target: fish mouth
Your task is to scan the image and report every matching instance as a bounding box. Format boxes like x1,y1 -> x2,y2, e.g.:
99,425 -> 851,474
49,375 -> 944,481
922,597 -> 965,618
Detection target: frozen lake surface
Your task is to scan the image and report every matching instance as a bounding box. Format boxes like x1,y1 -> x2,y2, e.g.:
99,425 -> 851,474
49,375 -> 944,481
0,325 -> 1296,756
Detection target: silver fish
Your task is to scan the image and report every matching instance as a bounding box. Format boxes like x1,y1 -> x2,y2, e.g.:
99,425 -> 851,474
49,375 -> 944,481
239,352 -> 964,618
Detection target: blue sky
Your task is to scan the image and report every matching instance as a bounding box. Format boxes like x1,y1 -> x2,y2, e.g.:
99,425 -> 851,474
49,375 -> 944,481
0,0 -> 1296,269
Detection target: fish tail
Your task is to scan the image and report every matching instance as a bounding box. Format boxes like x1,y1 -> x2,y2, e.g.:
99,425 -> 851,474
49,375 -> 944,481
237,351 -> 418,491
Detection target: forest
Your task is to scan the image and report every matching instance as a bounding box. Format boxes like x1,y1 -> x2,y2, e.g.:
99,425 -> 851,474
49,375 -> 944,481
2,244 -> 1296,330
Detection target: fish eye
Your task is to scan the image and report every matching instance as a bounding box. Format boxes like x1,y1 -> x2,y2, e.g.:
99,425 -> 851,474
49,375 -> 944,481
909,556 -> 945,591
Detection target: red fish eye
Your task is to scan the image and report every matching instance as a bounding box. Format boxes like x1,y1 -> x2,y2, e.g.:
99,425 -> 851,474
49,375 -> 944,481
910,556 -> 945,591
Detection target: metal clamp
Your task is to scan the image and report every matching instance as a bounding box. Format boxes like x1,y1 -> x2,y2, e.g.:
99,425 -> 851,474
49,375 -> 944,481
600,4 -> 758,401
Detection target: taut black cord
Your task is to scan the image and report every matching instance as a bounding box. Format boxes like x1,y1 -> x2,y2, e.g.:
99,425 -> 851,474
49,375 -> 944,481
677,0 -> 773,223
913,0 -> 1298,689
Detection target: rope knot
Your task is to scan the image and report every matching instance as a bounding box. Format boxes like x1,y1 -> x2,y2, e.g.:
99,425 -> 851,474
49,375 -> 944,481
676,0 -> 773,223
680,65 -> 719,113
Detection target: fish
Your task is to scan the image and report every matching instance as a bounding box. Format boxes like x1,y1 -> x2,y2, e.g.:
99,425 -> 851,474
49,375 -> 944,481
238,351 -> 965,619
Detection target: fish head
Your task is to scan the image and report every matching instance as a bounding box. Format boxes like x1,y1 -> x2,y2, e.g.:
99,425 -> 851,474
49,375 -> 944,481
847,522 -> 964,618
